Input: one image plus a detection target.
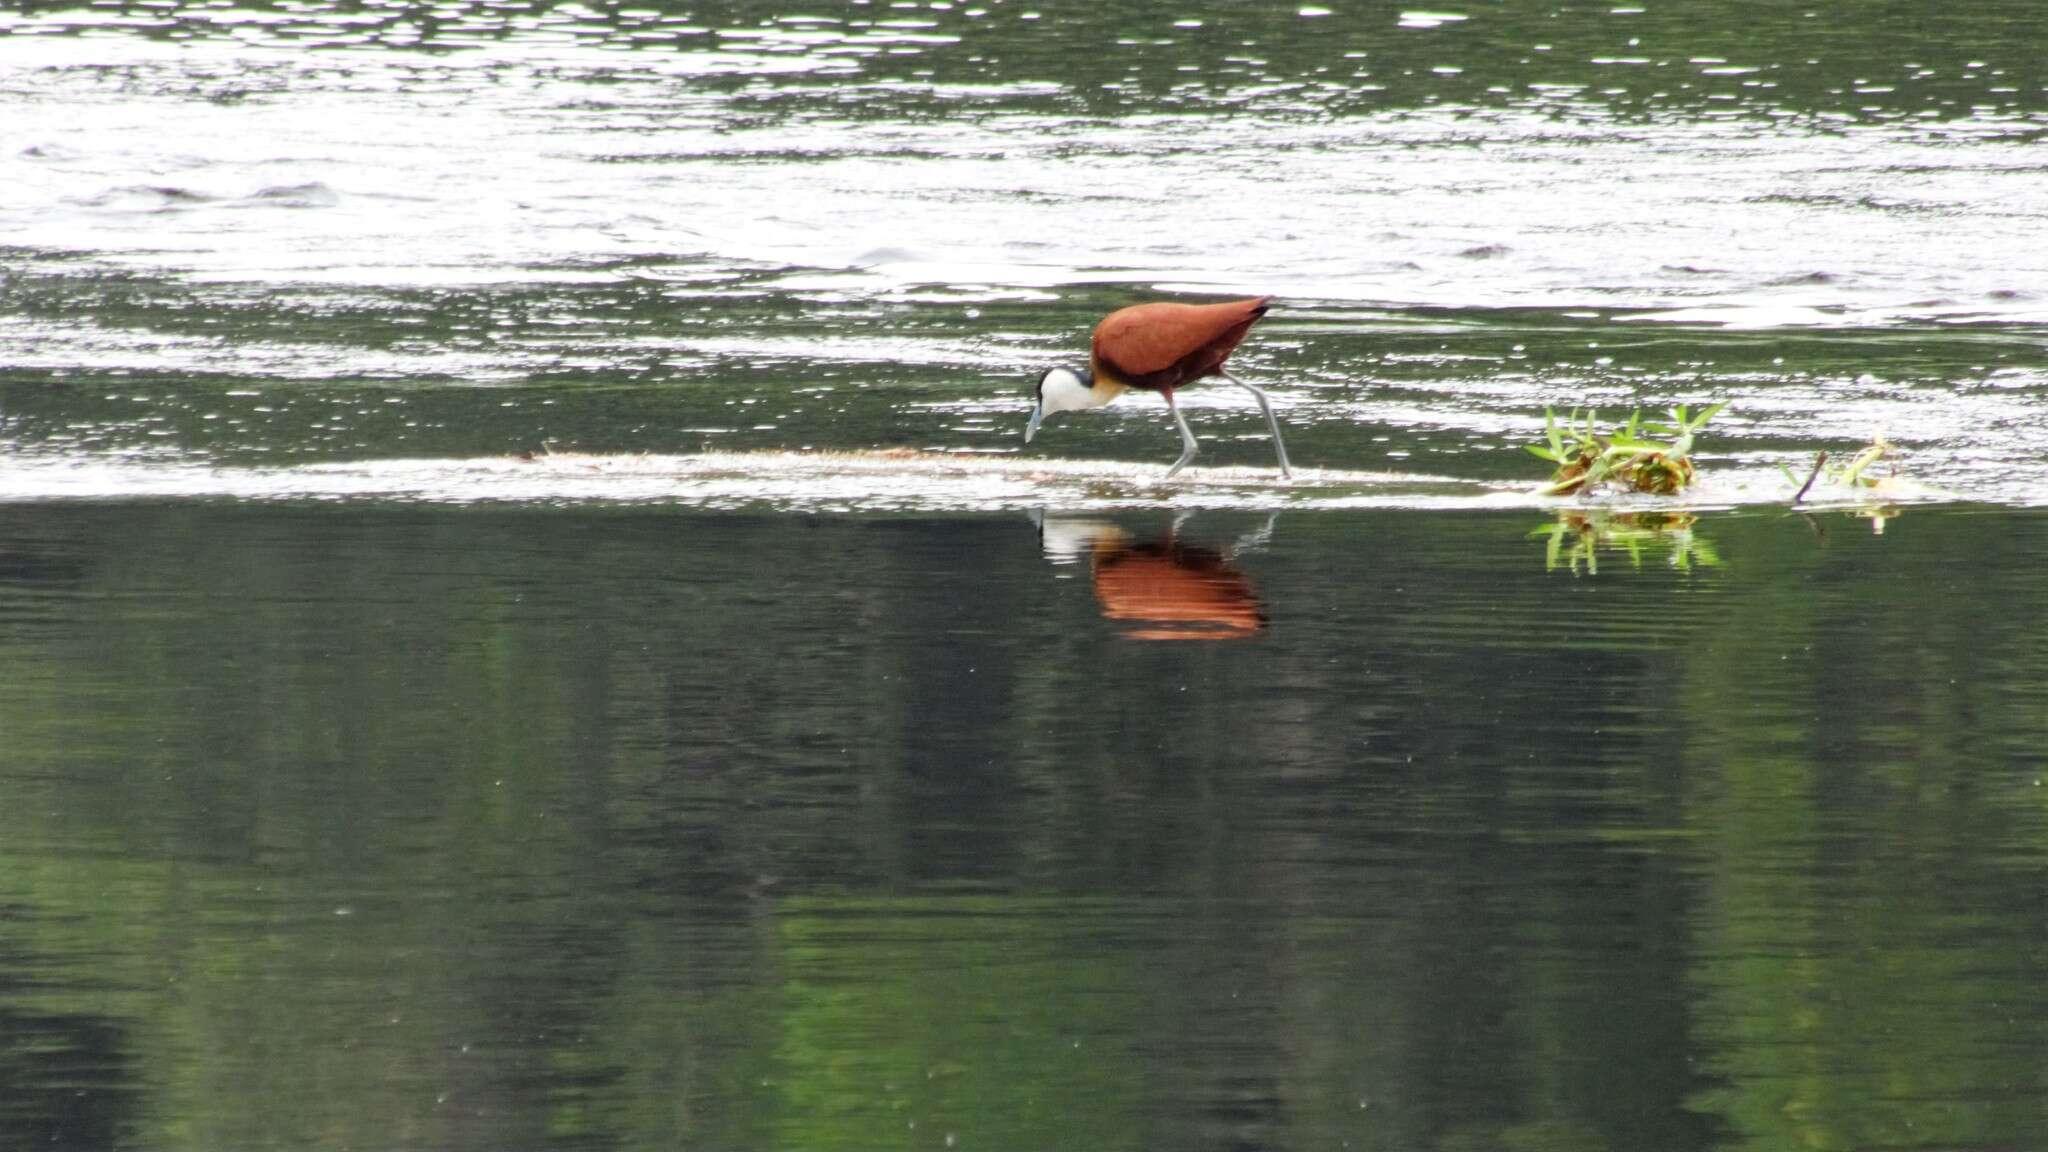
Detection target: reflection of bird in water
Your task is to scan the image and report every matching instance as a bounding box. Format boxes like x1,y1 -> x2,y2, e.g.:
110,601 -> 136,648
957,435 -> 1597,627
1035,514 -> 1271,641
1025,297 -> 1292,479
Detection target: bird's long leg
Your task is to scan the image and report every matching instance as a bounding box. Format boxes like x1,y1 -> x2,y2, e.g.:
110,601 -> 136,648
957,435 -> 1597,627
1220,371 -> 1293,479
1163,391 -> 1199,480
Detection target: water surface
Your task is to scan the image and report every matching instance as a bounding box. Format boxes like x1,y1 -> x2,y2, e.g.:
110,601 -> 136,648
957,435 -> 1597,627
3,503 -> 2048,1150
4,3 -> 2048,1149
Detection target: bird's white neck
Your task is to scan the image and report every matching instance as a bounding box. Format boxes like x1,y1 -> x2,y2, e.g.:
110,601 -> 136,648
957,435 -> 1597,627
1038,367 -> 1125,414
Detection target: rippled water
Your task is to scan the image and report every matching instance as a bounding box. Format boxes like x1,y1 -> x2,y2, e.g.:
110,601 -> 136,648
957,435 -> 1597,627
4,0 -> 2046,504
5,4 -> 2048,1149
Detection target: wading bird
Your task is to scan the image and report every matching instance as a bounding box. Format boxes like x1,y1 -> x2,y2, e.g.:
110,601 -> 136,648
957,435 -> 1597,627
1024,297 -> 1292,479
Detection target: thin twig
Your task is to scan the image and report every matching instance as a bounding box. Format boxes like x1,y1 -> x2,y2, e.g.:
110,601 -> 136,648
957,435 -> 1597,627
1791,451 -> 1827,505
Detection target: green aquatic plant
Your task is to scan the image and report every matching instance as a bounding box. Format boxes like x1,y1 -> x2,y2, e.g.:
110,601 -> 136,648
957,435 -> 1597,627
1529,511 -> 1721,575
1527,403 -> 1727,497
1783,436 -> 1903,507
1829,435 -> 1893,489
1780,436 -> 1906,533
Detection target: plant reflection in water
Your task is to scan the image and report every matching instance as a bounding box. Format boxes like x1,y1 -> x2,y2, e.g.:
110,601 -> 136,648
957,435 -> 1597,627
1530,511 -> 1723,575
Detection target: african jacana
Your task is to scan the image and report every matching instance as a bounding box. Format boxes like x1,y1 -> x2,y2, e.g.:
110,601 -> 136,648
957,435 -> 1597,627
1024,297 -> 1292,479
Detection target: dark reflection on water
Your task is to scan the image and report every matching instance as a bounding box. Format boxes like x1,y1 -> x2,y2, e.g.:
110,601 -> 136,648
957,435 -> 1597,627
0,977 -> 136,1150
1,502 -> 2047,1149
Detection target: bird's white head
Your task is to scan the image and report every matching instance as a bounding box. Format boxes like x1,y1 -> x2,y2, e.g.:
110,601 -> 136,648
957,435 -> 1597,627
1025,365 -> 1097,443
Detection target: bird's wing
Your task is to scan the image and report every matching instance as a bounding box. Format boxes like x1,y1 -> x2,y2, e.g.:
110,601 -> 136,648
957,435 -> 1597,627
1093,298 -> 1269,381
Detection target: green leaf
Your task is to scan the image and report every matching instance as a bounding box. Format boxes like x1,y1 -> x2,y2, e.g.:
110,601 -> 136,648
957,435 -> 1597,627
1544,408 -> 1566,458
1527,445 -> 1562,462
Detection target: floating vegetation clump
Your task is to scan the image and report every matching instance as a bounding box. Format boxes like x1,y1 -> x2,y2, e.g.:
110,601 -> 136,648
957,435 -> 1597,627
1528,403 -> 1727,497
1530,511 -> 1721,575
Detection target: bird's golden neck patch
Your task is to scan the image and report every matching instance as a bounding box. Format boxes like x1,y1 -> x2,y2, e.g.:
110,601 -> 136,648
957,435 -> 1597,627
1086,356 -> 1134,400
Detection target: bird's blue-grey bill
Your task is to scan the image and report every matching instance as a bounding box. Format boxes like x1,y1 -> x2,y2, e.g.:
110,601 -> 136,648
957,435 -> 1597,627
1025,404 -> 1043,443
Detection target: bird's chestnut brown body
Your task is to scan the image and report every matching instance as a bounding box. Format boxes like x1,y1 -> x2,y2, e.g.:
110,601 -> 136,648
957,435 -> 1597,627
1091,297 -> 1271,395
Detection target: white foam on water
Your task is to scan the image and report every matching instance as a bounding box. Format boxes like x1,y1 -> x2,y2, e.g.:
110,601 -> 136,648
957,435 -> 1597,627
0,450 -> 1981,514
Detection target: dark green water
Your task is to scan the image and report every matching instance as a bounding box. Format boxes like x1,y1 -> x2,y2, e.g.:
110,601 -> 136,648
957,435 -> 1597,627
3,503 -> 2047,1150
6,1 -> 2048,1148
